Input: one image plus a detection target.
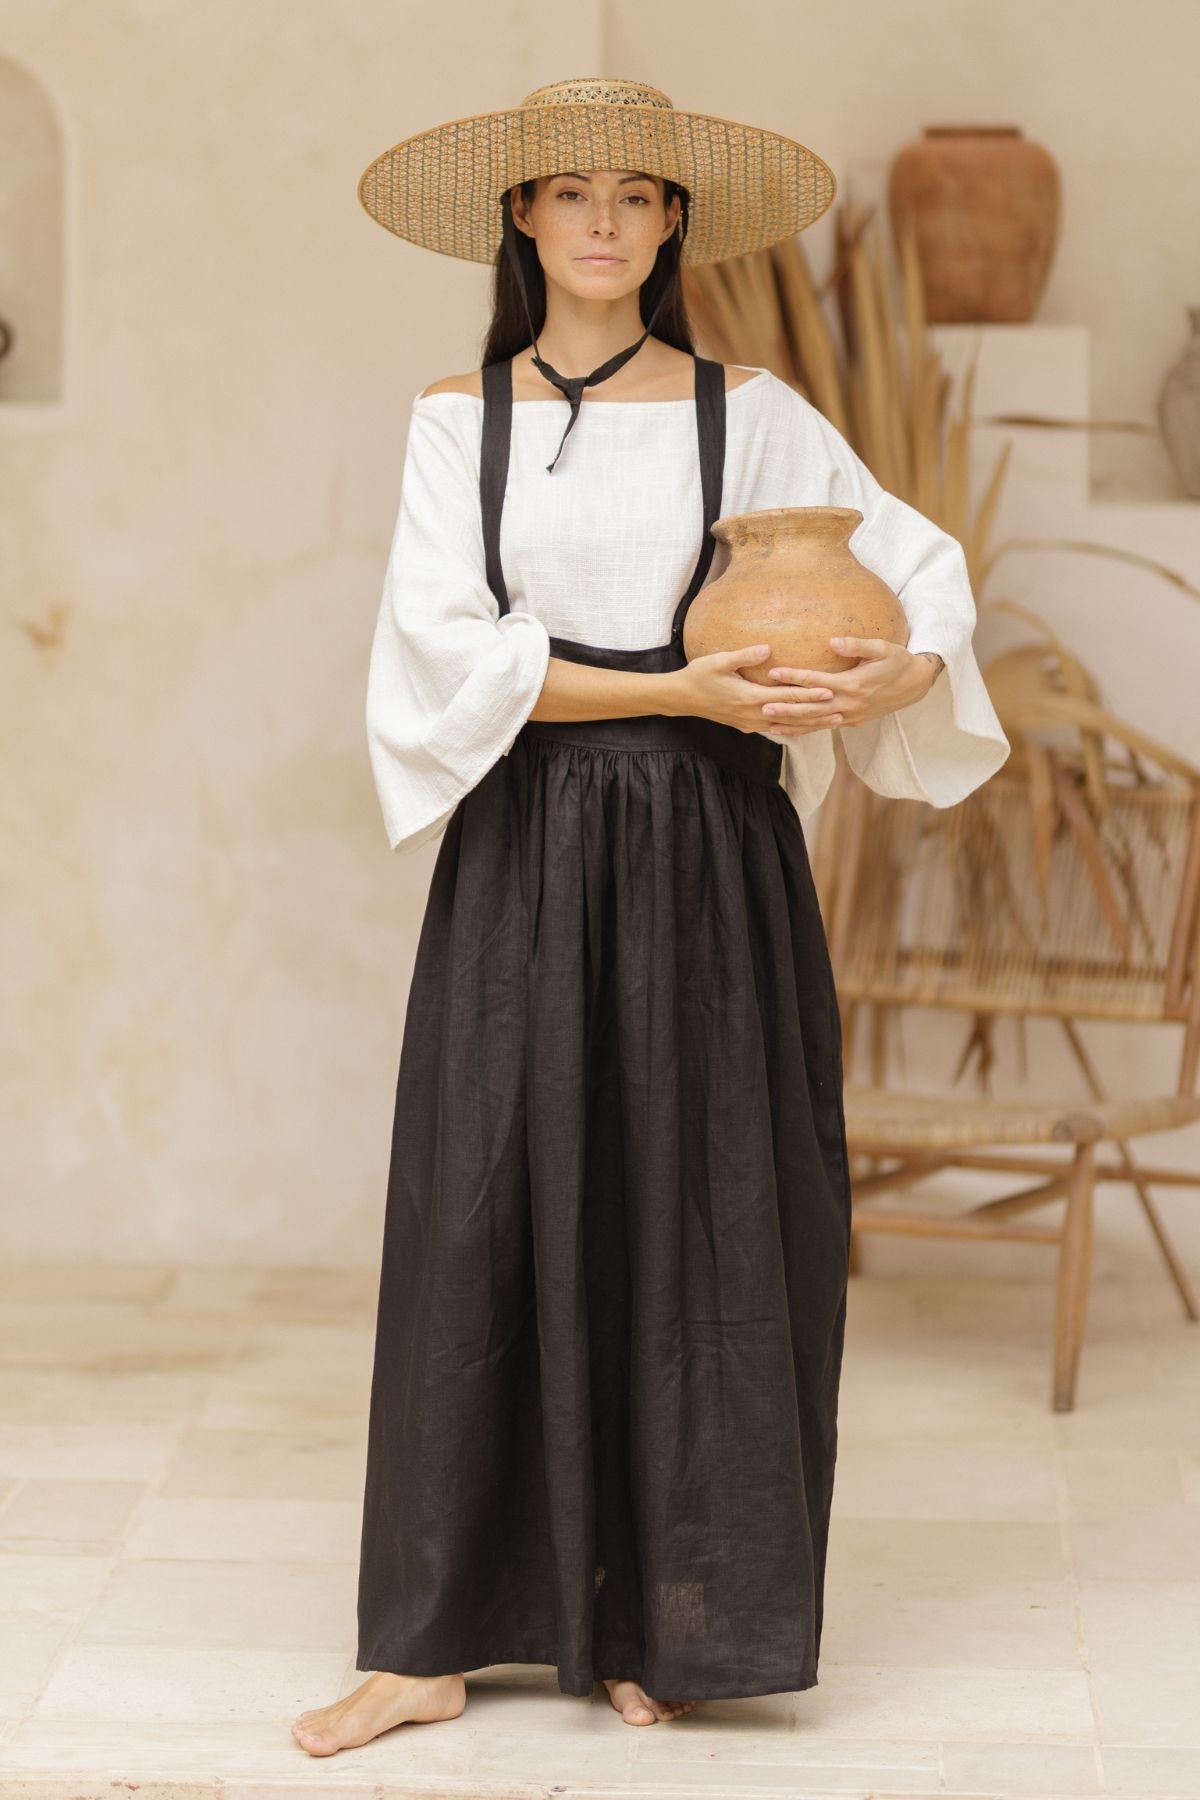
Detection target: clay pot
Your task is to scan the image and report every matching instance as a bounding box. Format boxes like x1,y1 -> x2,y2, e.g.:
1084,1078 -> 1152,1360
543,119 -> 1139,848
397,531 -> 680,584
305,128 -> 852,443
683,506 -> 908,674
888,125 -> 1061,323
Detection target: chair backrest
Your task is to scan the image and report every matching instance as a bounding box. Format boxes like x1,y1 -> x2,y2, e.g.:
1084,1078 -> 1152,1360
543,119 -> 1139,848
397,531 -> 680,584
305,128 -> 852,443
813,758 -> 1200,1096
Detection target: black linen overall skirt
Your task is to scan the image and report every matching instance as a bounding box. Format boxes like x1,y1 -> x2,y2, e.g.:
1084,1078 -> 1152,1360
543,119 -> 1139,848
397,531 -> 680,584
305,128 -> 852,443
356,353 -> 852,1703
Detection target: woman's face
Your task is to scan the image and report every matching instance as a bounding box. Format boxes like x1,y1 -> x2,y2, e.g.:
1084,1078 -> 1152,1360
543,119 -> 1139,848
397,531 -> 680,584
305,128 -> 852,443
511,169 -> 680,301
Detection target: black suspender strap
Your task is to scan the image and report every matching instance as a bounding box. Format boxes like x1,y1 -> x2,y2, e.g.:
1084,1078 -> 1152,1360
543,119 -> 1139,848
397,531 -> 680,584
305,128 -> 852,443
669,354 -> 726,640
480,356 -> 514,616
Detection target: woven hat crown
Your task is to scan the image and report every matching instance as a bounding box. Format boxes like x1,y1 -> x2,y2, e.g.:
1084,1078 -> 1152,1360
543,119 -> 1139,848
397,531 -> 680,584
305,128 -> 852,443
519,77 -> 675,111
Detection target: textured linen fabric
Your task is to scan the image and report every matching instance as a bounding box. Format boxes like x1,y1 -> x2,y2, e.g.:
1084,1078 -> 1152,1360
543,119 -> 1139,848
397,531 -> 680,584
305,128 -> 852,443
356,706 -> 853,1700
356,355 -> 854,1700
365,365 -> 1010,853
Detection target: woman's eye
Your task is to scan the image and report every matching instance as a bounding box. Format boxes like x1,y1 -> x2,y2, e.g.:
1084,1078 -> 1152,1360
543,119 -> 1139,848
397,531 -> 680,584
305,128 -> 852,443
557,189 -> 650,204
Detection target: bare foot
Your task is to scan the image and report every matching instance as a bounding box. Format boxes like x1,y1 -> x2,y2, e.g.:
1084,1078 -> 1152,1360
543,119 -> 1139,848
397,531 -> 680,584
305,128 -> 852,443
602,1676 -> 697,1724
291,1670 -> 466,1756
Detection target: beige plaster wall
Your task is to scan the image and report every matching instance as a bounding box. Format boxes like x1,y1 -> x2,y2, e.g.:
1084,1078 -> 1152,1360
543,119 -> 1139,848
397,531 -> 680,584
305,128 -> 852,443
610,0 -> 1200,502
1,2 -> 599,1265
4,2 -> 1199,1291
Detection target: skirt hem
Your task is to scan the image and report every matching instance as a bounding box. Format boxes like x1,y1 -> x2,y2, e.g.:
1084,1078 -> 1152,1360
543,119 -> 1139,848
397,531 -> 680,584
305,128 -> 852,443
355,1650 -> 819,1703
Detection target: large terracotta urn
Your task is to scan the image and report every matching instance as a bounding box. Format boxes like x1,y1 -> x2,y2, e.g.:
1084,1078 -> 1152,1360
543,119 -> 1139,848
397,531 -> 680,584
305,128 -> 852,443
888,125 -> 1061,323
683,507 -> 908,674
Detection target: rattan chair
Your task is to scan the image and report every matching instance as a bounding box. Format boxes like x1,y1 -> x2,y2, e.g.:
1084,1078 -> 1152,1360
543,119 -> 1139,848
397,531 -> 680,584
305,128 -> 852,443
810,742 -> 1200,1411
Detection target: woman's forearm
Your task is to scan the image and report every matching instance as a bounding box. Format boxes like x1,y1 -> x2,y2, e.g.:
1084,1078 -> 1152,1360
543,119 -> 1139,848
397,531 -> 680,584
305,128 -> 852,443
528,654 -> 684,723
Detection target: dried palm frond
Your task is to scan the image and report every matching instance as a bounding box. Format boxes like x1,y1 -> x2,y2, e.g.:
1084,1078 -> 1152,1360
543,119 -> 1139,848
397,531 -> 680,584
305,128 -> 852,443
985,414 -> 1158,434
770,232 -> 848,432
1024,738 -> 1057,916
983,604 -> 1109,812
978,536 -> 1200,603
682,196 -> 992,563
952,1011 -> 999,1092
681,196 -> 1200,1051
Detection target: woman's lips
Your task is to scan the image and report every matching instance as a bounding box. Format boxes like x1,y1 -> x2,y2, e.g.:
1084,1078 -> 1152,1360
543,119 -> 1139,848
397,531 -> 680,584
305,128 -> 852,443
578,255 -> 623,263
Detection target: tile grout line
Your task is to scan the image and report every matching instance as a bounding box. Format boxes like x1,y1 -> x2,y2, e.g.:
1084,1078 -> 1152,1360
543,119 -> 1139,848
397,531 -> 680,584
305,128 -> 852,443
3,1261 -> 262,1762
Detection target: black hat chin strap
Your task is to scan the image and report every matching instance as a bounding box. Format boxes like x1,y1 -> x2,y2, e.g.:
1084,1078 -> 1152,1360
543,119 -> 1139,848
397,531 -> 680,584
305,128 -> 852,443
501,200 -> 687,473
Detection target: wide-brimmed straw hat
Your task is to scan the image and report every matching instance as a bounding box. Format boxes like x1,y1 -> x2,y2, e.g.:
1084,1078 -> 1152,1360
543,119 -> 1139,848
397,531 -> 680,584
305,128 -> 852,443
358,75 -> 837,266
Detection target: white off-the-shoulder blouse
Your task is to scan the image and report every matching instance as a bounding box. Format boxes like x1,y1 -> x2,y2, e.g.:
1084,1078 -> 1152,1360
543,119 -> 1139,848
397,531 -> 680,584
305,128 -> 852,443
365,364 -> 1011,854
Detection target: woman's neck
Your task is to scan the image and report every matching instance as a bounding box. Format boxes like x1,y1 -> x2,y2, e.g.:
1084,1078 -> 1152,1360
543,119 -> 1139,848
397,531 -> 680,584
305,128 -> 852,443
513,338 -> 696,404
531,289 -> 653,380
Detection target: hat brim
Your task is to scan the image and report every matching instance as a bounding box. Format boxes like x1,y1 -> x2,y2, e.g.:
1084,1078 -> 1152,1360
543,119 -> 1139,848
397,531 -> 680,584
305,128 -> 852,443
358,99 -> 837,265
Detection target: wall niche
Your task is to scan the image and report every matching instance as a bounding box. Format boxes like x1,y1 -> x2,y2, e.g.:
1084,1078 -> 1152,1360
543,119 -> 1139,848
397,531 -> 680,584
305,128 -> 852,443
0,53 -> 64,404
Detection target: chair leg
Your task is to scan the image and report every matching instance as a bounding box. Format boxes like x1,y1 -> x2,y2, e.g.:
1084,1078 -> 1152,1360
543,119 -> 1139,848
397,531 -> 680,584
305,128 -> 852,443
1052,1142 -> 1096,1412
1058,1017 -> 1198,1322
848,1211 -> 862,1275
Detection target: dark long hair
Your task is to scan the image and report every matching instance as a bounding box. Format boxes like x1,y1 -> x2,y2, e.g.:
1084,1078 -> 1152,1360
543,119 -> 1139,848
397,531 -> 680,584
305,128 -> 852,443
479,175 -> 696,367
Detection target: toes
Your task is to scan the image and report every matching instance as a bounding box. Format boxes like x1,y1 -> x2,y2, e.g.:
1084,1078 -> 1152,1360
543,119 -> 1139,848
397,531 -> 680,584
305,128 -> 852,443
293,1708 -> 333,1729
650,1697 -> 697,1719
294,1726 -> 337,1756
604,1679 -> 662,1726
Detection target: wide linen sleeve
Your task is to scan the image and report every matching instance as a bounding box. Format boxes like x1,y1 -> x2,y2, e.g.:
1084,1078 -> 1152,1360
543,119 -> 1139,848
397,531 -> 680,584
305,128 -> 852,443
795,402 -> 1010,812
364,400 -> 552,853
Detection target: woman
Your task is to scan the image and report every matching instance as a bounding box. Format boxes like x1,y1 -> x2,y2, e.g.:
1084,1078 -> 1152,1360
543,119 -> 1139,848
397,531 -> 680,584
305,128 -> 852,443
292,76 -> 1009,1758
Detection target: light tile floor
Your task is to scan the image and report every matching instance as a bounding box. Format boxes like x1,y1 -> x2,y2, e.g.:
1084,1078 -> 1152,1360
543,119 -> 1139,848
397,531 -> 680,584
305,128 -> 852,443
1,1260 -> 1198,1799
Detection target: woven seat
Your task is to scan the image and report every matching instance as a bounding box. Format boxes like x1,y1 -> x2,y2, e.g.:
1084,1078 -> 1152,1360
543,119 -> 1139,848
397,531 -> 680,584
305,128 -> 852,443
810,752 -> 1200,1411
844,1083 -> 1200,1151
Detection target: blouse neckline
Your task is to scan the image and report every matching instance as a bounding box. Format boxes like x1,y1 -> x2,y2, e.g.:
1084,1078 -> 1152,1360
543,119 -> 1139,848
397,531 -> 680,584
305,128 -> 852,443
413,366 -> 773,410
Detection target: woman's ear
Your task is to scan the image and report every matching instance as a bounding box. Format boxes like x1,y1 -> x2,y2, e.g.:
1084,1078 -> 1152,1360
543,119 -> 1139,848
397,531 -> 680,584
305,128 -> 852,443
510,182 -> 537,240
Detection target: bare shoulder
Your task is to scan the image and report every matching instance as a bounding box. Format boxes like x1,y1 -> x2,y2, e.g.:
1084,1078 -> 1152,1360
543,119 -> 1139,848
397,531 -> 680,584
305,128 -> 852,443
416,370 -> 484,400
416,361 -> 764,400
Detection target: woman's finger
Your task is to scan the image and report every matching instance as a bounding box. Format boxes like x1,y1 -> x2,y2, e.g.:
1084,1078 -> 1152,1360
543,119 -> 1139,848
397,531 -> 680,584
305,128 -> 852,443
762,696 -> 839,717
766,680 -> 841,702
767,665 -> 845,689
765,704 -> 845,726
717,642 -> 772,670
768,715 -> 844,734
830,635 -> 893,659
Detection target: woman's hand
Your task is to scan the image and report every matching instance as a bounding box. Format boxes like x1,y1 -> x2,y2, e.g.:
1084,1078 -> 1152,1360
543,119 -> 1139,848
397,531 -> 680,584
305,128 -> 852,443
674,643 -> 811,734
760,636 -> 943,735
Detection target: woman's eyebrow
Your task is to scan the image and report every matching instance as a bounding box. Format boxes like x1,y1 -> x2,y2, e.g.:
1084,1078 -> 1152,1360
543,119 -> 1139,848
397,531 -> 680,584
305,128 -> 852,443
552,171 -> 656,184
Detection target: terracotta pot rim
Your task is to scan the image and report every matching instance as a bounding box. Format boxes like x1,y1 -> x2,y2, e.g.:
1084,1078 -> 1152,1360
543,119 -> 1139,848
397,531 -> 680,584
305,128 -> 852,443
712,505 -> 864,540
921,123 -> 1024,136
